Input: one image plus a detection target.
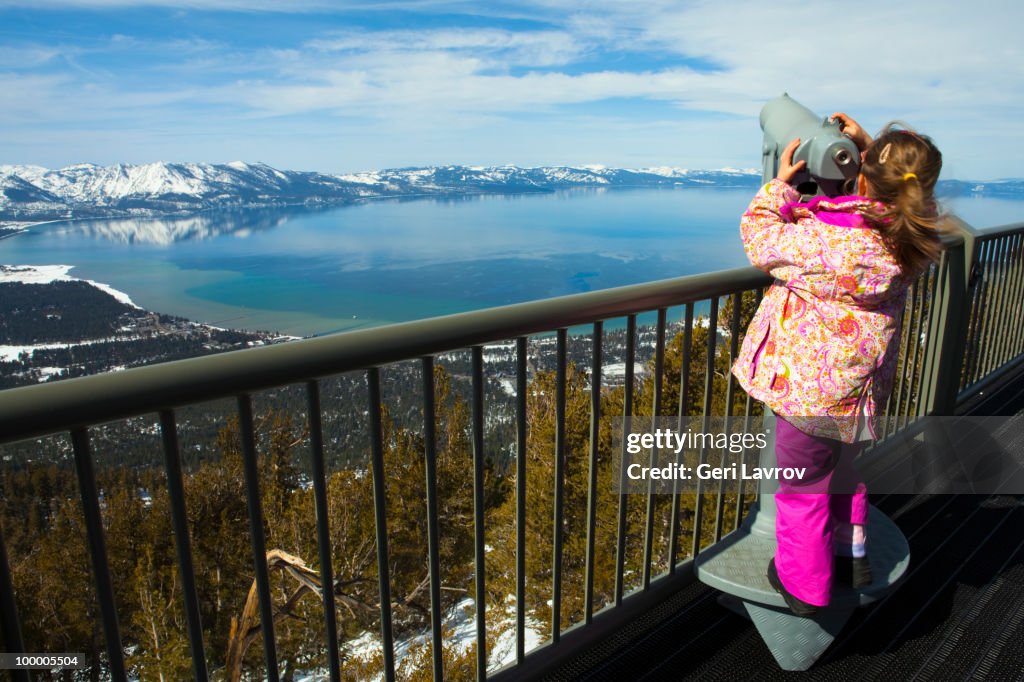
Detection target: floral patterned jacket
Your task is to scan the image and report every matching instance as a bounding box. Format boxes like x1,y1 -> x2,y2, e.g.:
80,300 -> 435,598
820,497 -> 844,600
731,179 -> 910,443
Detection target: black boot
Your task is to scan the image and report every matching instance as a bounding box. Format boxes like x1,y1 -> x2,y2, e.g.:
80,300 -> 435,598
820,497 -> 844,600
767,558 -> 818,617
834,555 -> 873,589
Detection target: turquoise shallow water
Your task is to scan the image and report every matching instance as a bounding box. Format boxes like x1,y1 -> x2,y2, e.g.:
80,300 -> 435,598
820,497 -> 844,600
1,188 -> 1020,337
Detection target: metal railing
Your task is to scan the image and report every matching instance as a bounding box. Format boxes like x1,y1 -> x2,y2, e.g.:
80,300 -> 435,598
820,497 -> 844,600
959,222 -> 1024,398
0,217 -> 1021,682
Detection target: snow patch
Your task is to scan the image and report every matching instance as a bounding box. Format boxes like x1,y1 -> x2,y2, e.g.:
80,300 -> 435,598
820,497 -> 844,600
0,264 -> 74,284
35,367 -> 64,381
0,334 -> 141,362
0,264 -> 140,307
603,362 -> 647,379
335,596 -> 544,681
336,172 -> 385,185
642,166 -> 689,177
81,278 -> 140,308
715,167 -> 759,175
1,344 -> 63,362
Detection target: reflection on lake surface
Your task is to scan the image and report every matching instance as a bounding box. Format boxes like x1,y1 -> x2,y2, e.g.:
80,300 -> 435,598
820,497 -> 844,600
62,208 -> 302,245
1,188 -> 1022,337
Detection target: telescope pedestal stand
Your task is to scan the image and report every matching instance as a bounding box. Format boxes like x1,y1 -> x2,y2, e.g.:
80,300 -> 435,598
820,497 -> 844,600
717,592 -> 856,672
692,415 -> 910,671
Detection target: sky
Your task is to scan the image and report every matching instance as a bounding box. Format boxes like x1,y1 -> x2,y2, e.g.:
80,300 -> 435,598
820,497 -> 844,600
1,1 -> 1021,180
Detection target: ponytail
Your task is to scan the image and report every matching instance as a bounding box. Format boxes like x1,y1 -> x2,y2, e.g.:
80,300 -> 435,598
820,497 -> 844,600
860,125 -> 948,275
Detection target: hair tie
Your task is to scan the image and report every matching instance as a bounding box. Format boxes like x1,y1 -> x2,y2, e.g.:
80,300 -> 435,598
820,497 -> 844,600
903,172 -> 917,182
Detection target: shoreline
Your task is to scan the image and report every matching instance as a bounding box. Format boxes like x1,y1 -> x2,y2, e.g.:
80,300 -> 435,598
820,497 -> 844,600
0,264 -> 301,341
1,265 -> 301,387
0,263 -> 140,308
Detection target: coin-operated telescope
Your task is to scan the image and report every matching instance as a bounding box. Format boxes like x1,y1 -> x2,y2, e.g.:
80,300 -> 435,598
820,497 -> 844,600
761,93 -> 860,198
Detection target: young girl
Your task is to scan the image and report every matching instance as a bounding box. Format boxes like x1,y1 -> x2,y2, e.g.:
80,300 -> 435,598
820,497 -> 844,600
732,114 -> 946,616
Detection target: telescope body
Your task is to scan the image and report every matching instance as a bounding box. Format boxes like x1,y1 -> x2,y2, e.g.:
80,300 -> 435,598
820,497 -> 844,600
761,94 -> 860,197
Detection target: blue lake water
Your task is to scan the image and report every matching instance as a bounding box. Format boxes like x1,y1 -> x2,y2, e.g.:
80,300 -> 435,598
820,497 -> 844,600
1,188 -> 1021,337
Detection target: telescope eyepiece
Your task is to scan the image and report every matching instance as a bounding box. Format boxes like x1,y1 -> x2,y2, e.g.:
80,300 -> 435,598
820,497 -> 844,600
834,149 -> 853,166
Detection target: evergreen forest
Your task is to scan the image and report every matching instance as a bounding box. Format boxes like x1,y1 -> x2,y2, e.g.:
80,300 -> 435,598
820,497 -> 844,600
0,294 -> 767,681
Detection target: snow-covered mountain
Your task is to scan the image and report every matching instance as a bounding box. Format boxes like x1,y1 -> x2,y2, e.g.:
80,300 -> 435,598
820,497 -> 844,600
0,161 -> 760,221
0,173 -> 66,216
3,160 -> 1017,223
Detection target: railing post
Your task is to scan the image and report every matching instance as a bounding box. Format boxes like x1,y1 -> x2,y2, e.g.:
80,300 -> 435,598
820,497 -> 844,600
0,524 -> 30,682
956,220 -> 984,394
924,220 -> 976,415
471,346 -> 489,680
304,383 -> 341,682
366,370 -> 396,682
551,331 -> 567,642
419,361 -> 444,682
70,427 -> 128,682
159,410 -> 209,682
514,336 -> 528,663
236,395 -> 280,682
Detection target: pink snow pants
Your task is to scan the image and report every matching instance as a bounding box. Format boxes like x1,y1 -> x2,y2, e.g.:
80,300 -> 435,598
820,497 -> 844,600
774,416 -> 868,607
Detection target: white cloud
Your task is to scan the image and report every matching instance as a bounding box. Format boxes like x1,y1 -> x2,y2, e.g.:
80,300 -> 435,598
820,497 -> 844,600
488,1 -> 1024,116
0,46 -> 62,69
307,28 -> 585,68
3,0 -> 337,9
2,0 -> 1022,178
212,59 -> 709,121
244,4 -> 1022,123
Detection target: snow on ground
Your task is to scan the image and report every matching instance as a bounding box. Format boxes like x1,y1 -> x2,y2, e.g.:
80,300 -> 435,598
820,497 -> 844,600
81,278 -> 140,308
489,600 -> 545,671
641,166 -> 688,177
302,597 -> 544,682
603,362 -> 647,380
498,377 -> 517,396
0,220 -> 45,234
1,342 -> 75,362
0,263 -> 74,284
1,335 -> 136,382
0,263 -> 140,308
336,172 -> 385,185
1,264 -> 147,378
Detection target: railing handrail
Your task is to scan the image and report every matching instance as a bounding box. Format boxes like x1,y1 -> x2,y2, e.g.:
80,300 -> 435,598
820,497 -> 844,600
970,220 -> 1024,241
0,265 -> 772,445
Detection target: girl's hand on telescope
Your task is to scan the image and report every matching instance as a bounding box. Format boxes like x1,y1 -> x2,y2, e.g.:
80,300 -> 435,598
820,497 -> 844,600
776,138 -> 806,184
831,112 -> 872,151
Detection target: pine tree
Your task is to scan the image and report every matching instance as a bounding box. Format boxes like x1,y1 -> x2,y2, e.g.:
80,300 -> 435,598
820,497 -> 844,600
129,546 -> 193,681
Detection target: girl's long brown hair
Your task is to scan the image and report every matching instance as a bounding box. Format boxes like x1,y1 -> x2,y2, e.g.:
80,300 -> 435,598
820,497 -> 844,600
860,124 -> 948,275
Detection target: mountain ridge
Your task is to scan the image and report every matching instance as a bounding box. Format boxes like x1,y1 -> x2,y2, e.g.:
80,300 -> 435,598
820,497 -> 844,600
1,161 -> 1021,223
0,161 -> 757,222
